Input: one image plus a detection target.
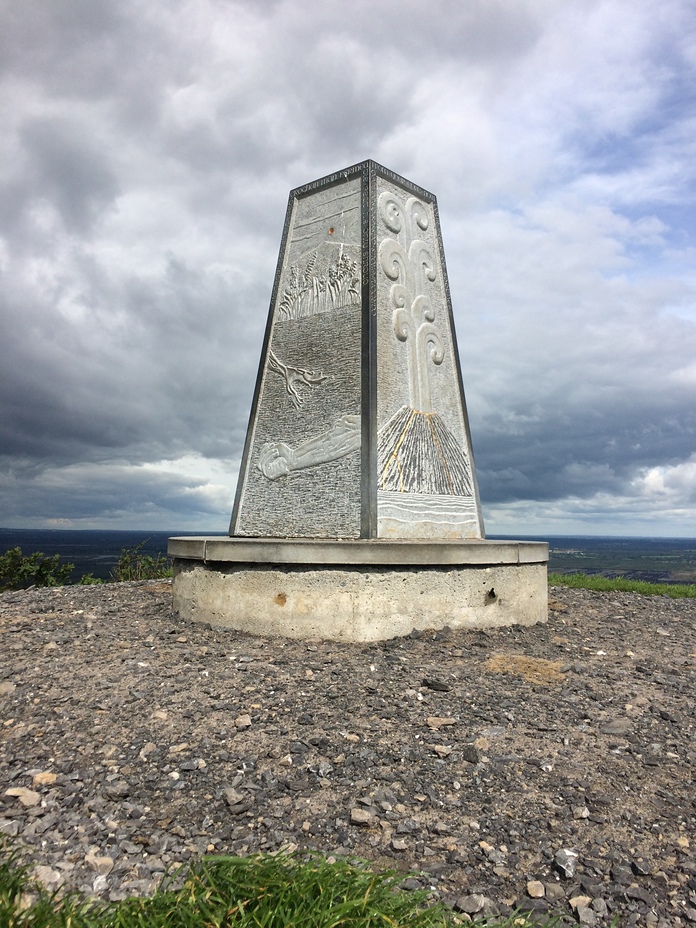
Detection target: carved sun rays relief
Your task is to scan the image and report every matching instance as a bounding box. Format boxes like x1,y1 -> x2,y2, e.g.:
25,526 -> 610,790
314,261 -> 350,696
230,161 -> 483,540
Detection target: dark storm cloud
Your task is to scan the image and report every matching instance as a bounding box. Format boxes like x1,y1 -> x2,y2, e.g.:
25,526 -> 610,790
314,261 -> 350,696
0,462 -> 229,528
0,246 -> 262,467
474,400 -> 696,505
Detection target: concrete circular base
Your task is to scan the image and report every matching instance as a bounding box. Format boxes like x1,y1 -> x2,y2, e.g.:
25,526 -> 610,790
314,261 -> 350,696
168,537 -> 548,642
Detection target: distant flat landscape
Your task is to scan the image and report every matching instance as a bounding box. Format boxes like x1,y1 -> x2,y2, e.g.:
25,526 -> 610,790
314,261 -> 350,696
1,529 -> 695,584
491,534 -> 696,584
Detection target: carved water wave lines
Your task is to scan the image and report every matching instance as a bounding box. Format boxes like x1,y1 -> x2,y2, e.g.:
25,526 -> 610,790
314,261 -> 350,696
378,405 -> 472,496
378,491 -> 478,525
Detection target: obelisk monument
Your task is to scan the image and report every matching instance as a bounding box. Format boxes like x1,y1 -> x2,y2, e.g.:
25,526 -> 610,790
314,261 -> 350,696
169,161 -> 547,640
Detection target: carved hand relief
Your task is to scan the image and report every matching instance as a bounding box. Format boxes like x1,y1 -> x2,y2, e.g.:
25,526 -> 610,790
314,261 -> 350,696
267,349 -> 328,409
278,251 -> 359,321
377,189 -> 473,499
258,414 -> 360,481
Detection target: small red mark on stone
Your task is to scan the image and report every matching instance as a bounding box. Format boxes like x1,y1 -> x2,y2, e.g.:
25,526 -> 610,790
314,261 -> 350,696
328,227 -> 334,234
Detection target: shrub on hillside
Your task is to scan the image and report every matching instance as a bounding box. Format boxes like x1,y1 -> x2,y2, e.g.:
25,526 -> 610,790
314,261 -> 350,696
0,547 -> 74,591
111,541 -> 172,582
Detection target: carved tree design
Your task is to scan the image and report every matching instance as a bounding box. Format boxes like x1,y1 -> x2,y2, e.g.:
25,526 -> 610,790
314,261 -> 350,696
267,349 -> 328,409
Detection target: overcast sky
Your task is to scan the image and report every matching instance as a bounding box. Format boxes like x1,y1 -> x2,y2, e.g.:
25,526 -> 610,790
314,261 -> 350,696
1,0 -> 695,537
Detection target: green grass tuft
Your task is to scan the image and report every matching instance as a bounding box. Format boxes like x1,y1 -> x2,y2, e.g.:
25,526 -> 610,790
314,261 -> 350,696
549,571 -> 696,598
0,842 -> 573,928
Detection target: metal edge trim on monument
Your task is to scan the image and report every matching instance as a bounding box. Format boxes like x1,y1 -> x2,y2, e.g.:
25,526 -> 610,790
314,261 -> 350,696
361,162 -> 377,537
371,161 -> 436,205
430,196 -> 485,538
291,161 -> 366,200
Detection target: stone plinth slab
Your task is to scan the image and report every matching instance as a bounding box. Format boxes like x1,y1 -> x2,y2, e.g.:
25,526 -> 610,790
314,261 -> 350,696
169,537 -> 548,642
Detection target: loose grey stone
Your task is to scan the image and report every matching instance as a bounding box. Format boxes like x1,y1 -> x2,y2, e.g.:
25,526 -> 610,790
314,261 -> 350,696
577,905 -> 598,926
600,718 -> 632,735
611,865 -> 633,884
350,808 -> 374,826
422,678 -> 450,692
461,743 -> 480,764
454,893 -> 487,914
0,819 -> 20,836
517,897 -> 550,914
103,781 -> 130,800
625,886 -> 655,905
555,848 -> 579,878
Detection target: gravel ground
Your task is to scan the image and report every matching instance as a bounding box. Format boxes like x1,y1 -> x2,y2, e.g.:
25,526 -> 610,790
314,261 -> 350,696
1,580 -> 695,926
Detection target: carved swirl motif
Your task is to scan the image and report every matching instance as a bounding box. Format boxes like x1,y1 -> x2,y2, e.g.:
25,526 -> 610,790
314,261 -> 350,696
378,195 -> 443,412
378,192 -> 429,240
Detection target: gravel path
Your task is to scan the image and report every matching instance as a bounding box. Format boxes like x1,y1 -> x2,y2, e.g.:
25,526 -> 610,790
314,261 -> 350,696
1,580 -> 695,926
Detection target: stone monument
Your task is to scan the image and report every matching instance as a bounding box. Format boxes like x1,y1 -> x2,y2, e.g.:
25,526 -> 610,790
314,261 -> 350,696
169,161 -> 548,640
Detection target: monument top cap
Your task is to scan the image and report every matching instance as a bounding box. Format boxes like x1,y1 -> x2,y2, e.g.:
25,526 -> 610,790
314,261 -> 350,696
288,159 -> 435,200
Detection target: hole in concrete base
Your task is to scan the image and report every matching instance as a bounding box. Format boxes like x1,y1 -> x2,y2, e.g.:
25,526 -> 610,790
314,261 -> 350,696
486,587 -> 497,602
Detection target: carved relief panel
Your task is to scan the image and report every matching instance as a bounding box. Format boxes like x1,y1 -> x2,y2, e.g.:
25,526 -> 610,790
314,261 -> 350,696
232,173 -> 363,537
375,177 -> 481,539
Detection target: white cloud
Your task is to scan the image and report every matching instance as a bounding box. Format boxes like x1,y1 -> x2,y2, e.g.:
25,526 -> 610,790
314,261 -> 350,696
634,454 -> 696,503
